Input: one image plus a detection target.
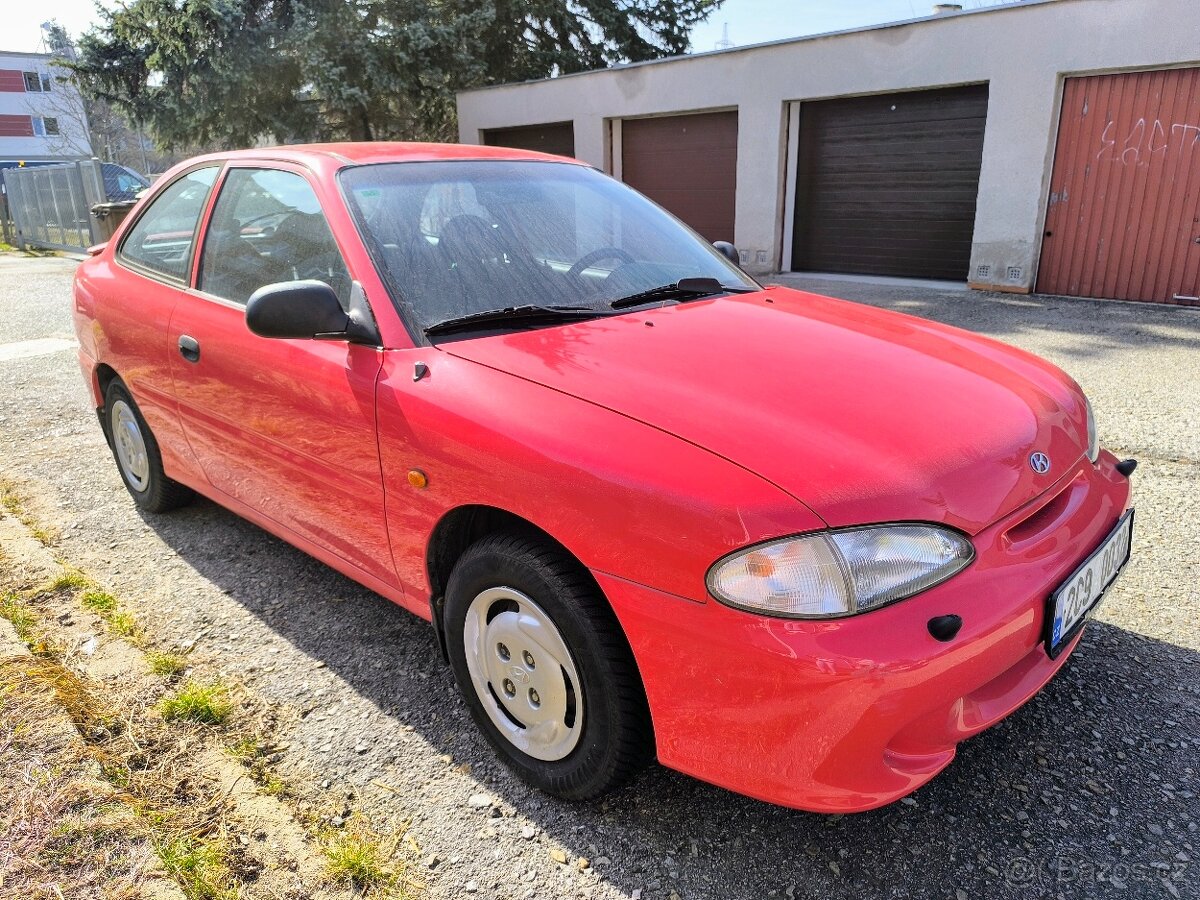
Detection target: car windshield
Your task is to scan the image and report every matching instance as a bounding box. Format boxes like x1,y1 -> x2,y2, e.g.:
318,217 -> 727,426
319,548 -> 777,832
339,160 -> 757,336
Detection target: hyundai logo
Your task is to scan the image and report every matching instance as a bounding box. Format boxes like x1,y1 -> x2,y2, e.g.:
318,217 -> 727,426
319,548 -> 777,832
1030,452 -> 1051,474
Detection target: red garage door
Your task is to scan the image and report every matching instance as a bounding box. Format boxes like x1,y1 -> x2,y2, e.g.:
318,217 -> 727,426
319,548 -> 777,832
621,111 -> 738,243
1038,67 -> 1200,304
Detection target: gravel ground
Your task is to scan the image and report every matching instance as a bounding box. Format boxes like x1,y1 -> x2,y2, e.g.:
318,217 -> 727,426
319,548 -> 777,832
1,255 -> 1197,900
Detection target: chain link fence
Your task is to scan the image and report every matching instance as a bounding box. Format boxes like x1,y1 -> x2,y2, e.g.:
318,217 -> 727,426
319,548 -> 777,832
2,160 -> 108,253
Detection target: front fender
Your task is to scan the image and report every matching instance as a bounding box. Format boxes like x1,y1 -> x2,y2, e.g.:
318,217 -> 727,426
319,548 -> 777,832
375,348 -> 824,602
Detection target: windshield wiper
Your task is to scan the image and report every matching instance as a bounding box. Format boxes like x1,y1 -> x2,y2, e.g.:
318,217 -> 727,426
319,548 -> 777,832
424,304 -> 607,336
609,277 -> 756,309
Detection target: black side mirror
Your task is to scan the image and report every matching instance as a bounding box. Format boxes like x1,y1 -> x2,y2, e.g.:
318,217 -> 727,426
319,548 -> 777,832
713,241 -> 740,265
246,280 -> 380,345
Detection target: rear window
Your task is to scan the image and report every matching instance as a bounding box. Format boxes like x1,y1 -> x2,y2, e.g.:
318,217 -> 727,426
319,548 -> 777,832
118,167 -> 218,282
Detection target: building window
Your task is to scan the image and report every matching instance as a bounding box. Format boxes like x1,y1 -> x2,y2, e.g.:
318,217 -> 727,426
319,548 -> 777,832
31,116 -> 59,136
22,71 -> 42,92
41,74 -> 52,92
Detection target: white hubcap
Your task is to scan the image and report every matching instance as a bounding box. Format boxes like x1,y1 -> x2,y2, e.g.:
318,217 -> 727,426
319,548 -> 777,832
110,399 -> 150,492
463,587 -> 583,761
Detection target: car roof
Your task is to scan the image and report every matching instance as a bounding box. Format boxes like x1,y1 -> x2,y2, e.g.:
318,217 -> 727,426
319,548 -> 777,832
192,142 -> 585,169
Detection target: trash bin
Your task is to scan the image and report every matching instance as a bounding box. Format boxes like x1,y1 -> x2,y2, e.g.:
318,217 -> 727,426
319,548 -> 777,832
89,200 -> 137,243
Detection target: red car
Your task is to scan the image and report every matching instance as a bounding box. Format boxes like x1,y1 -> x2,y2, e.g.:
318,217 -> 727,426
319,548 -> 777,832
72,143 -> 1135,812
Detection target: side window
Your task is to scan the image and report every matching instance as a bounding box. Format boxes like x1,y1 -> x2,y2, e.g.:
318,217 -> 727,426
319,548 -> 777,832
119,167 -> 219,281
199,168 -> 350,307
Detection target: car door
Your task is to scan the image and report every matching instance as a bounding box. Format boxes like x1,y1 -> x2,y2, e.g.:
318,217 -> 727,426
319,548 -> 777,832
104,165 -> 220,484
167,163 -> 397,589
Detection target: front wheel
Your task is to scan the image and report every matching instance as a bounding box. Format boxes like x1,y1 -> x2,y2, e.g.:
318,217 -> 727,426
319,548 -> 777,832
104,381 -> 194,513
444,531 -> 653,800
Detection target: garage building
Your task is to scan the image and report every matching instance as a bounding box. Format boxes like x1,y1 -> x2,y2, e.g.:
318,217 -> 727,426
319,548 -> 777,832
457,0 -> 1200,305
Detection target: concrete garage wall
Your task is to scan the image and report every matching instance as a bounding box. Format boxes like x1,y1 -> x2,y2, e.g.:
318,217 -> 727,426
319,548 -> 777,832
456,0 -> 1200,288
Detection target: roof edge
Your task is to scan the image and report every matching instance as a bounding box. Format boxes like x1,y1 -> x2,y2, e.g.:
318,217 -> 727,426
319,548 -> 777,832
457,0 -> 1065,95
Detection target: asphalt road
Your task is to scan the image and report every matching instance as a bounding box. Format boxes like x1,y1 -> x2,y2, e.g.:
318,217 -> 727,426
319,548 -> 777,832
0,255 -> 1196,900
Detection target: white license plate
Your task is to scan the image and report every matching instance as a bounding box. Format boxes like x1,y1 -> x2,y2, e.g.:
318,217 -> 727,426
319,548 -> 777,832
1046,510 -> 1133,656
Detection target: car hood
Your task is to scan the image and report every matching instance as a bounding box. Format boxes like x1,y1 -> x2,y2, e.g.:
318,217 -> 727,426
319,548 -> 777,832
440,287 -> 1088,534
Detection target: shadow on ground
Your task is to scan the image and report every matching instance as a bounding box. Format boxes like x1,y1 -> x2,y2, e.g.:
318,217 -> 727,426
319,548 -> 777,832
138,496 -> 1198,900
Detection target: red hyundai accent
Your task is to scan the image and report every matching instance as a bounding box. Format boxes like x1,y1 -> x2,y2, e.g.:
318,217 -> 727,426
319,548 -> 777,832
72,143 -> 1135,812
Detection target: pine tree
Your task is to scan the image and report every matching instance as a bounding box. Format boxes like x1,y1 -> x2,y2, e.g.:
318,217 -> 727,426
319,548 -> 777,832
71,0 -> 722,149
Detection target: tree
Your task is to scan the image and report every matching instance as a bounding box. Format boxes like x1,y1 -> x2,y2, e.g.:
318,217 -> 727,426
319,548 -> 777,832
41,22 -> 219,174
71,0 -> 722,149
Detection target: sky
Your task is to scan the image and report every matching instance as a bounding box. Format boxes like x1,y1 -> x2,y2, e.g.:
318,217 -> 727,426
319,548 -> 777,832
690,0 -> 1014,52
4,0 -> 1016,55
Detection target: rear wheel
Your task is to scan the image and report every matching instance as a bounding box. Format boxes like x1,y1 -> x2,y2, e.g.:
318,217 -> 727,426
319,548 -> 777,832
104,381 -> 194,513
444,531 -> 652,800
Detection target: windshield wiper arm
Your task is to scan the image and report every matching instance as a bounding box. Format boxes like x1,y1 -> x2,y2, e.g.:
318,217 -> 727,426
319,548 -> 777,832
424,304 -> 606,336
610,277 -> 756,310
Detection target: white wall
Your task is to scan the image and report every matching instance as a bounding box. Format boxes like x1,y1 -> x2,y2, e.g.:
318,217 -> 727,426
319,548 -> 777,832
457,0 -> 1200,288
0,51 -> 94,162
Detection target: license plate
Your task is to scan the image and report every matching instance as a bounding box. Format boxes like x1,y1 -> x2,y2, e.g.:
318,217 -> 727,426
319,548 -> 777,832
1045,510 -> 1133,657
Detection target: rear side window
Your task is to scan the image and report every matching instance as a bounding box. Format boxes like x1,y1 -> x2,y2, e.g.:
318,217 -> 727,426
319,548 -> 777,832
198,168 -> 350,307
119,167 -> 218,282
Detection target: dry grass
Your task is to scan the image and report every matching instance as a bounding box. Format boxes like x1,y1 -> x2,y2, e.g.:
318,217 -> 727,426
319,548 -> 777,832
0,651 -> 246,899
0,656 -> 162,898
1,496 -> 424,899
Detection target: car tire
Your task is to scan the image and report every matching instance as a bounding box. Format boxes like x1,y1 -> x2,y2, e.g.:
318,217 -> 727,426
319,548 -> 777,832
444,530 -> 653,800
104,380 -> 194,513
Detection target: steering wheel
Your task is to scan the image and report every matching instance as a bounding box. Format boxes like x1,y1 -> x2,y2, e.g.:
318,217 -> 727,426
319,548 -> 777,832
567,246 -> 636,280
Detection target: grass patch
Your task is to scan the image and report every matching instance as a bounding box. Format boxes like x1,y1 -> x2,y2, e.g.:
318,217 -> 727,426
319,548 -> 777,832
78,588 -> 143,642
0,480 -> 56,545
159,681 -> 232,725
323,828 -> 394,889
155,835 -> 238,900
109,610 -> 139,638
48,568 -> 92,592
322,820 -> 420,897
81,590 -> 118,613
1,591 -> 38,643
227,735 -> 288,797
146,650 -> 187,678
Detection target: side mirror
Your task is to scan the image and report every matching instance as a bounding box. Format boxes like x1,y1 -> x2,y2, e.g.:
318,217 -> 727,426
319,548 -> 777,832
245,280 -> 379,345
713,241 -> 740,265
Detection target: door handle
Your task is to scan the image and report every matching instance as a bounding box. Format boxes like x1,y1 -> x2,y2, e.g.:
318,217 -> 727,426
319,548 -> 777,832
178,335 -> 200,363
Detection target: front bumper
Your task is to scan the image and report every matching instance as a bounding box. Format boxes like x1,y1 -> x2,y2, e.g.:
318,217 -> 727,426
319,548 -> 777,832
596,452 -> 1133,812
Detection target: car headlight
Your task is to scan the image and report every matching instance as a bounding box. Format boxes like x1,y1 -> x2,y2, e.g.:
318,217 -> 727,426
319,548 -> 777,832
1085,397 -> 1100,463
706,525 -> 975,619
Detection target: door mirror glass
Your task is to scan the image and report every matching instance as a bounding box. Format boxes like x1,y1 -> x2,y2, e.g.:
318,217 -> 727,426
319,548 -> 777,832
245,281 -> 349,340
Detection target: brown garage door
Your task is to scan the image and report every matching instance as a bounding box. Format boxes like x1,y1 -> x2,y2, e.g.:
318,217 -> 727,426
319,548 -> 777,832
1038,68 -> 1200,304
791,85 -> 988,280
621,111 -> 738,243
482,121 -> 575,158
